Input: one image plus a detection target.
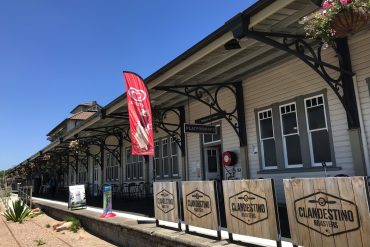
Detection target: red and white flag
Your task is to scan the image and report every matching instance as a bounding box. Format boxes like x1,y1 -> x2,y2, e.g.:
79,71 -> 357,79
123,71 -> 154,156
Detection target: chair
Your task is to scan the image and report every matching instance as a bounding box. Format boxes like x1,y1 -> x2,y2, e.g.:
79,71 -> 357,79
128,183 -> 138,199
119,183 -> 129,199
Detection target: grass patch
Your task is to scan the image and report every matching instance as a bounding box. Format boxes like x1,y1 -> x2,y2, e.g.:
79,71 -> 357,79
34,239 -> 46,246
63,216 -> 81,233
46,223 -> 50,228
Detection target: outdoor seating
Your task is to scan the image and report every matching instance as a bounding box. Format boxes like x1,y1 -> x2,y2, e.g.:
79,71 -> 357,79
128,182 -> 138,199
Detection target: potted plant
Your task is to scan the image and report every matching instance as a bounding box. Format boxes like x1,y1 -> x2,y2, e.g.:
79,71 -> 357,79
303,0 -> 370,43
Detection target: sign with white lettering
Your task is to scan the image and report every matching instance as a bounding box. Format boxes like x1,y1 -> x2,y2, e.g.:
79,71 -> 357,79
184,124 -> 216,134
153,182 -> 179,223
284,177 -> 370,247
195,112 -> 226,124
182,181 -> 219,231
223,179 -> 279,241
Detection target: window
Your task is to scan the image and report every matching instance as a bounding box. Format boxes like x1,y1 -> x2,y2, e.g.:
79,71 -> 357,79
154,141 -> 161,178
203,125 -> 221,144
78,164 -> 87,184
162,139 -> 169,177
126,148 -> 143,180
70,169 -> 75,185
171,137 -> 179,176
280,103 -> 302,168
258,109 -> 277,169
105,153 -> 119,181
257,92 -> 334,171
305,95 -> 332,166
154,136 -> 179,179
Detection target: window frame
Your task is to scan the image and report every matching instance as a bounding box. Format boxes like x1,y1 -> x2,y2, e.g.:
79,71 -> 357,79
304,94 -> 332,167
279,102 -> 303,168
203,125 -> 221,145
125,148 -> 144,181
154,136 -> 180,179
256,91 -> 336,173
258,108 -> 277,170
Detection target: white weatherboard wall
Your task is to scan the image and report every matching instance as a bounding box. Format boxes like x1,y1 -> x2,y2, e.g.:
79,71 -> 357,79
243,49 -> 354,202
349,29 -> 370,174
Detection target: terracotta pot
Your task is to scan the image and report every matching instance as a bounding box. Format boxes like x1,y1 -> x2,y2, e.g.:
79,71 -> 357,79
331,7 -> 370,38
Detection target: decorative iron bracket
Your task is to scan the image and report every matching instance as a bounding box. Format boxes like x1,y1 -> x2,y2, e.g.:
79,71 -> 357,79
244,30 -> 353,109
230,14 -> 359,128
155,82 -> 247,146
153,106 -> 186,154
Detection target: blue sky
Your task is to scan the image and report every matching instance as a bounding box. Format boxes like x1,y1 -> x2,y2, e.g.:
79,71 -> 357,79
0,0 -> 256,170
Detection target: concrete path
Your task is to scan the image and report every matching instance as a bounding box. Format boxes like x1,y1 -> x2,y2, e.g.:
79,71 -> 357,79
0,216 -> 21,247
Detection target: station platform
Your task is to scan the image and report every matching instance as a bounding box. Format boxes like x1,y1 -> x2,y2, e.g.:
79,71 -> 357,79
32,197 -> 296,247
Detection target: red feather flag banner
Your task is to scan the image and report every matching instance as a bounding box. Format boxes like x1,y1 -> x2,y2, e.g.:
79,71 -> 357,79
123,71 -> 154,156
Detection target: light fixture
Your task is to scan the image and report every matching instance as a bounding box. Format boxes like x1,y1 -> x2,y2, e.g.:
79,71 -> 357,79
224,39 -> 241,50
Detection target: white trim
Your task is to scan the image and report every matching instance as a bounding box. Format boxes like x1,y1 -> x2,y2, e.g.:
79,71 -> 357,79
258,108 -> 277,169
203,125 -> 221,144
304,94 -> 332,167
279,102 -> 303,168
162,138 -> 169,178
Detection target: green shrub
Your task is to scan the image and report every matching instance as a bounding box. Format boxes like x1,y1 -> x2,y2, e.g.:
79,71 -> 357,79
34,239 -> 46,246
2,199 -> 31,223
63,215 -> 81,233
46,223 -> 50,228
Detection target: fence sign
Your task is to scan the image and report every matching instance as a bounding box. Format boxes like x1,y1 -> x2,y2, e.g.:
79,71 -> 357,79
153,182 -> 180,227
182,181 -> 219,235
284,177 -> 370,247
222,179 -> 279,241
68,185 -> 86,210
100,184 -> 116,218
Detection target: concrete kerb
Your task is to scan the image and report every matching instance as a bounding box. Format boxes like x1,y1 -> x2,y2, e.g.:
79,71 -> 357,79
32,199 -> 248,247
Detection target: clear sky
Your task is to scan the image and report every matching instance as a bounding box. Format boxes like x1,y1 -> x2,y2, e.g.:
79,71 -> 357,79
0,0 -> 256,170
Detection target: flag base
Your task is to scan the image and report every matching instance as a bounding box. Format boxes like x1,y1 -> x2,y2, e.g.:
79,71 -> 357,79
100,212 -> 116,218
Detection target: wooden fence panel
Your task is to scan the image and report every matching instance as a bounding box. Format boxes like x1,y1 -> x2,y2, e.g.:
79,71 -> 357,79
182,181 -> 219,231
153,181 -> 179,223
284,177 -> 370,247
222,179 -> 279,241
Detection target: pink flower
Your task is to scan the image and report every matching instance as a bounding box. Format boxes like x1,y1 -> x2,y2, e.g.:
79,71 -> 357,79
322,1 -> 334,9
340,0 -> 352,5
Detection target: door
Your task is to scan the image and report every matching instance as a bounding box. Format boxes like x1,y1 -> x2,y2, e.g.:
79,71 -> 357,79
93,164 -> 99,196
204,146 -> 221,180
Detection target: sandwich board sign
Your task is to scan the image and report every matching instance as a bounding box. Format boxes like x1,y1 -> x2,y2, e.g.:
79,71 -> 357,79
182,181 -> 221,239
68,184 -> 86,210
284,177 -> 370,247
222,179 -> 280,243
153,181 -> 180,229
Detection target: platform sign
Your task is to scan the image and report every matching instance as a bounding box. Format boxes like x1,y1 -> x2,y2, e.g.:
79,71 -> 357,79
222,179 -> 279,241
184,124 -> 216,134
284,177 -> 370,247
154,182 -> 179,224
68,185 -> 86,210
182,181 -> 219,232
100,184 -> 116,218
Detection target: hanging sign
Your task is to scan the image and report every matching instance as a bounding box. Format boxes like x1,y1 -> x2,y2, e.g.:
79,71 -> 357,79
123,71 -> 154,156
100,184 -> 116,218
68,185 -> 86,210
222,179 -> 280,241
195,112 -> 226,124
154,182 -> 179,224
182,181 -> 219,232
184,124 -> 216,134
284,177 -> 370,247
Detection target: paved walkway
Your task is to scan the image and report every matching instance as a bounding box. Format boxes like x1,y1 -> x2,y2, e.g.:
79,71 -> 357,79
0,216 -> 21,247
